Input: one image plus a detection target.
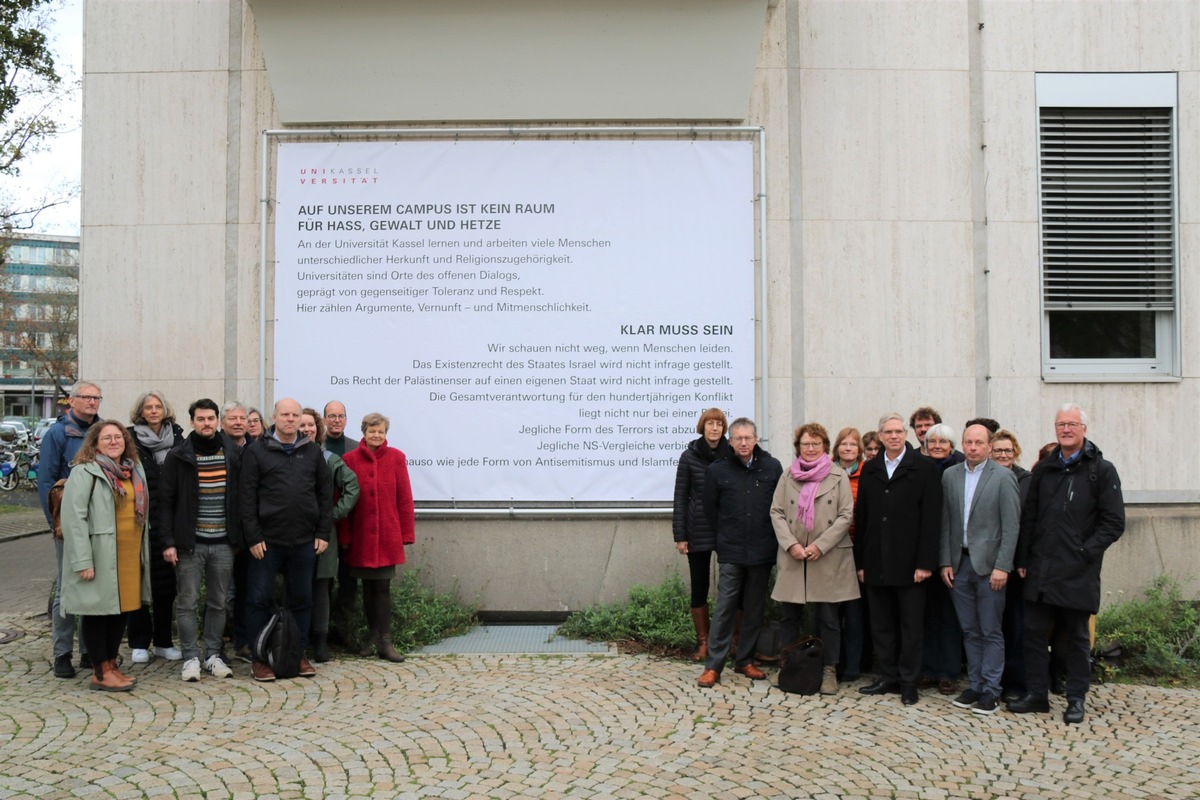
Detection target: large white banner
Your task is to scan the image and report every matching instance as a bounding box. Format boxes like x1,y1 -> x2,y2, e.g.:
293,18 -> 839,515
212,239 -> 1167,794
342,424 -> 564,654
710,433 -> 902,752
274,140 -> 754,502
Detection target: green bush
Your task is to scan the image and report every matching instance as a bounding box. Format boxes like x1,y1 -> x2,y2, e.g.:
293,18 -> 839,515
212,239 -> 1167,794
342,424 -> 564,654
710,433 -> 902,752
557,573 -> 696,651
350,569 -> 478,653
1096,575 -> 1200,683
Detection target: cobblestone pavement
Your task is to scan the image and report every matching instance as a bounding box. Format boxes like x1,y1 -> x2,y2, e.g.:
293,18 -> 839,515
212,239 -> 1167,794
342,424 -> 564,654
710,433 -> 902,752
2,606 -> 1199,800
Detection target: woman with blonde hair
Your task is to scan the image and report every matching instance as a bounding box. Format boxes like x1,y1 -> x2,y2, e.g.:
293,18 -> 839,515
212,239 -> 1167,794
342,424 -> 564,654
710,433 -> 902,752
126,390 -> 184,663
60,422 -> 152,691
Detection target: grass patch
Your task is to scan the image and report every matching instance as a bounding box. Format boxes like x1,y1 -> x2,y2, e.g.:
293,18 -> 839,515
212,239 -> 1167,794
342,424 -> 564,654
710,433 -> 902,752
0,504 -> 26,514
1095,575 -> 1200,686
556,573 -> 697,656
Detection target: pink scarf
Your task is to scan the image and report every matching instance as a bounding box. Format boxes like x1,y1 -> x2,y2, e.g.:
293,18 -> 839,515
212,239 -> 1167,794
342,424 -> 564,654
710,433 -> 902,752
789,453 -> 832,531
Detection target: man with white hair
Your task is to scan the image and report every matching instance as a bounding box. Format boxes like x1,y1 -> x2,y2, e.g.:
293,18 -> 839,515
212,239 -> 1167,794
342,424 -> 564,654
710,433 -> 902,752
1008,403 -> 1124,724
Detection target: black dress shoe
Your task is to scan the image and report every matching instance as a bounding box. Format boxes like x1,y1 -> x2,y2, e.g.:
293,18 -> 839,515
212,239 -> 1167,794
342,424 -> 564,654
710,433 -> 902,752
901,686 -> 919,705
1063,698 -> 1085,724
1006,694 -> 1050,714
859,679 -> 900,695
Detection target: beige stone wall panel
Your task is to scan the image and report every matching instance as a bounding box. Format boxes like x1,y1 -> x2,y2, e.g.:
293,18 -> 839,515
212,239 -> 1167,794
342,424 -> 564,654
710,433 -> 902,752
798,69 -> 972,222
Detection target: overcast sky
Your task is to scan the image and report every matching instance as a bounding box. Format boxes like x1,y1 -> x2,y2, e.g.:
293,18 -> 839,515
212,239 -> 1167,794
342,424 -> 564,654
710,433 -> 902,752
8,0 -> 82,235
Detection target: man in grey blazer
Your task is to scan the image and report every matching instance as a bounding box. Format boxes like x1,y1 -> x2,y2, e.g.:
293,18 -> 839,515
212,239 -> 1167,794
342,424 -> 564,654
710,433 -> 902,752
939,423 -> 1021,715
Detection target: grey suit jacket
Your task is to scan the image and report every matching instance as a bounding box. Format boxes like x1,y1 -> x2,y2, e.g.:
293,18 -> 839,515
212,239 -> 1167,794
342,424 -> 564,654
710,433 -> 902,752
939,459 -> 1021,575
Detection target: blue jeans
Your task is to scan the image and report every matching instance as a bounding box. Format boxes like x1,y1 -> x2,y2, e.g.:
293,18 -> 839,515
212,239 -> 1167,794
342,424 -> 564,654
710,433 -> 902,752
705,562 -> 770,673
246,542 -> 315,654
949,553 -> 1006,696
175,543 -> 234,661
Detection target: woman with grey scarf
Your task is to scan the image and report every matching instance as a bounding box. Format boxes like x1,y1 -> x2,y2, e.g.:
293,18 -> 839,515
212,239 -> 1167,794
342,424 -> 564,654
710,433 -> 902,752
125,391 -> 185,664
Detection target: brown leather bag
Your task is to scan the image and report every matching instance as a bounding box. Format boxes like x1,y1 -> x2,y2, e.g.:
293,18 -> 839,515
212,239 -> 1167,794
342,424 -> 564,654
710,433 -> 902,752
47,479 -> 68,539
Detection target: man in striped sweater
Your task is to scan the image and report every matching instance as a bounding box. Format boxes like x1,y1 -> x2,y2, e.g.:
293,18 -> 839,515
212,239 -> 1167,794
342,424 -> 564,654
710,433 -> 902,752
159,398 -> 243,682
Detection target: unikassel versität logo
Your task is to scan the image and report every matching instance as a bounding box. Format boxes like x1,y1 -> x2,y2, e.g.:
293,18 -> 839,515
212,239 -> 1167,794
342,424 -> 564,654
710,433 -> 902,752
297,166 -> 382,187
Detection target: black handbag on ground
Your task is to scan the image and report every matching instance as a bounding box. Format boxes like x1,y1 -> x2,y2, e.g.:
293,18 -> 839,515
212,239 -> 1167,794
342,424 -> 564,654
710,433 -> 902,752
776,635 -> 823,695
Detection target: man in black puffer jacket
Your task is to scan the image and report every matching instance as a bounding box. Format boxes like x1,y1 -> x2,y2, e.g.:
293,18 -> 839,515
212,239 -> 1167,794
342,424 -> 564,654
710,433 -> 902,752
695,418 -> 782,688
1008,403 -> 1124,725
239,397 -> 333,681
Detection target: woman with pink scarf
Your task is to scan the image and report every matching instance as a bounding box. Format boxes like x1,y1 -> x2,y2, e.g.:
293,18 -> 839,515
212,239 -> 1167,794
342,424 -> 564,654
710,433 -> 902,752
770,422 -> 858,695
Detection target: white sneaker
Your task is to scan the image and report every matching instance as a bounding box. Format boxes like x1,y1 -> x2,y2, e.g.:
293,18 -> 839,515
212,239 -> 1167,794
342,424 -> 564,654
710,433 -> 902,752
131,648 -> 151,664
153,645 -> 183,661
204,655 -> 233,678
181,657 -> 201,682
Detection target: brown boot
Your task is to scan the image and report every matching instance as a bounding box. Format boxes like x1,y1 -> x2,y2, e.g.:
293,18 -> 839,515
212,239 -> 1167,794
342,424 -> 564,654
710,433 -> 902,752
90,663 -> 133,692
104,659 -> 136,686
690,607 -> 710,662
359,631 -> 380,657
378,634 -> 405,663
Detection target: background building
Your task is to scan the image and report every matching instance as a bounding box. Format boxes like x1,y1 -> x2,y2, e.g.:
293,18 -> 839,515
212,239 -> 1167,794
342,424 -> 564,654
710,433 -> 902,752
0,232 -> 78,417
79,0 -> 1199,612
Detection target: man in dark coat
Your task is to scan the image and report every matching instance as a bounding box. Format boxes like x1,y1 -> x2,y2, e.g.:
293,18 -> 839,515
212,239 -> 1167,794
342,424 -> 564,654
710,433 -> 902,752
1008,403 -> 1124,724
854,412 -> 943,705
695,418 -> 782,688
240,397 -> 334,682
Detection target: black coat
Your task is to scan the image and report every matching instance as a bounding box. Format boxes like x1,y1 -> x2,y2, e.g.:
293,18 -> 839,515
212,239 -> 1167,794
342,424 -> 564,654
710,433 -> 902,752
853,443 -> 942,585
128,422 -> 184,540
239,429 -> 334,548
672,436 -> 731,552
1016,439 -> 1124,613
701,445 -> 782,567
158,433 -> 243,554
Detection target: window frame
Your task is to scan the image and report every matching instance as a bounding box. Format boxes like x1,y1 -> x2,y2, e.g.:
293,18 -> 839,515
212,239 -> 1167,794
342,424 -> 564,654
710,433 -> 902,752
1035,72 -> 1181,382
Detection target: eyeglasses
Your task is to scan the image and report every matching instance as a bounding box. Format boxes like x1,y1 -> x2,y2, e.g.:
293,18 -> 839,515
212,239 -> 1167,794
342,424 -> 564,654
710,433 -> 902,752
731,436 -> 755,443
1054,421 -> 1083,430
992,448 -> 1014,456
75,395 -> 102,402
325,414 -> 347,420
799,442 -> 824,450
98,435 -> 124,443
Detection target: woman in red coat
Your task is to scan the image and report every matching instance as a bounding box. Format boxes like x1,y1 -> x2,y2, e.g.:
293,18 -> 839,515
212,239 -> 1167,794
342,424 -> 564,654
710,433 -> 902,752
338,412 -> 415,662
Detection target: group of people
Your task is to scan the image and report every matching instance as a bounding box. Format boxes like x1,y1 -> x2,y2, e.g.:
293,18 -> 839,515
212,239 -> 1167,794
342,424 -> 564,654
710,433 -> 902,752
41,382 -> 416,692
674,403 -> 1125,724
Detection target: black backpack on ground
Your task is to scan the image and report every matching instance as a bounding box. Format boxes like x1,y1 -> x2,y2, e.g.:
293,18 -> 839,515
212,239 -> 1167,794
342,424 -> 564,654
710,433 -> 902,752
252,606 -> 302,678
776,635 -> 823,695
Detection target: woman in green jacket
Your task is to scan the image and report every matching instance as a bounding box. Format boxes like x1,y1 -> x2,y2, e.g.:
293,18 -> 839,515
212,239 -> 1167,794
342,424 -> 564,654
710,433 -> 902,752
60,421 -> 152,692
300,408 -> 360,662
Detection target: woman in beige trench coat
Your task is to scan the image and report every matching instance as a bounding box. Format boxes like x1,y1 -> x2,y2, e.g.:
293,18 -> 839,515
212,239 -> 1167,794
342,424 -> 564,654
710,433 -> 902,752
770,422 -> 859,694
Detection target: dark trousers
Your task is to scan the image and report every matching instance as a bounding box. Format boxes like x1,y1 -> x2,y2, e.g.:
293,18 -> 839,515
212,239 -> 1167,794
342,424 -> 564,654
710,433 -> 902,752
779,601 -> 841,666
685,550 -> 714,608
127,544 -> 177,649
839,597 -> 866,678
246,542 -> 316,653
866,582 -> 926,687
704,563 -> 770,672
1023,599 -> 1092,701
922,577 -> 962,680
81,613 -> 129,678
312,577 -> 332,636
332,558 -> 358,636
1001,572 -> 1027,694
232,548 -> 250,649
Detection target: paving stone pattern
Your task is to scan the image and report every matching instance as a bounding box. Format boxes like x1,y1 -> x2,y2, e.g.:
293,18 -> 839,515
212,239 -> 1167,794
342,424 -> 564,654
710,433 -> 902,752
1,609 -> 1199,799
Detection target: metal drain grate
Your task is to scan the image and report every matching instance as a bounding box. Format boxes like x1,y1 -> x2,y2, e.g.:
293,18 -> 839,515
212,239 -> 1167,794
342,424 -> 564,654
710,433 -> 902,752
0,629 -> 24,645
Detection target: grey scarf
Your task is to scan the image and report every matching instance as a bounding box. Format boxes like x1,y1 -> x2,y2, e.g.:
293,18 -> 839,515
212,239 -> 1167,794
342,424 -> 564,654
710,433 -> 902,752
133,423 -> 174,465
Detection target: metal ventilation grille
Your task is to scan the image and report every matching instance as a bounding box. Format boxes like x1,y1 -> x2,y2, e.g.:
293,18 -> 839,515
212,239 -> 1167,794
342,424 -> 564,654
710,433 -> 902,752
1039,107 -> 1175,310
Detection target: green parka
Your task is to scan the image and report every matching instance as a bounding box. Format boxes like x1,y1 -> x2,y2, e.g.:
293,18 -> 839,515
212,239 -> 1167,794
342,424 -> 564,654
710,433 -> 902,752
316,450 -> 360,580
60,461 -> 152,616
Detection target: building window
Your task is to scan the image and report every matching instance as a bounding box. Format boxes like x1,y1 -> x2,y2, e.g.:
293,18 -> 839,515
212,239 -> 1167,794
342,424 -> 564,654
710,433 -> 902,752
1036,73 -> 1178,380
